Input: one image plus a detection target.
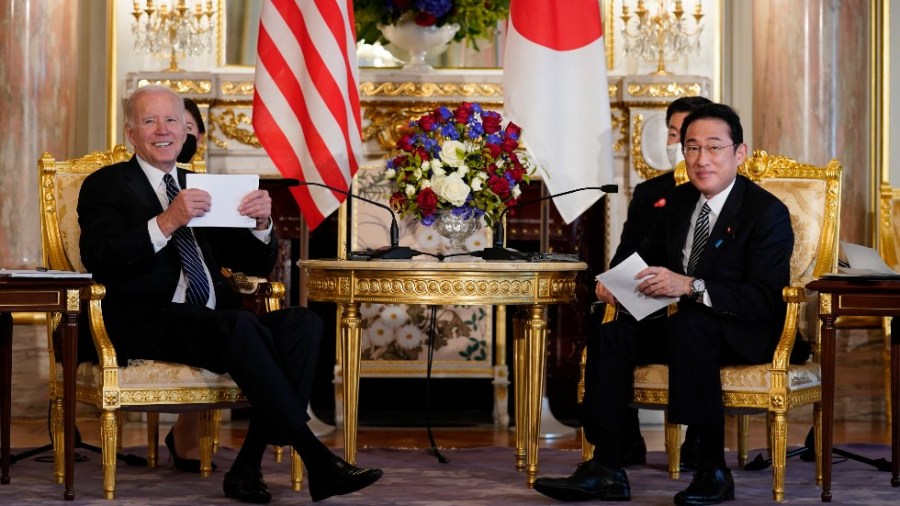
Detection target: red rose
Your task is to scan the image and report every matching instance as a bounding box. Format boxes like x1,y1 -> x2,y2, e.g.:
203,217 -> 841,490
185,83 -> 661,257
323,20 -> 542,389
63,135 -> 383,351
484,142 -> 501,159
397,134 -> 415,152
482,111 -> 502,134
504,122 -> 522,139
418,113 -> 437,132
413,146 -> 430,161
488,175 -> 511,198
505,166 -> 525,183
454,102 -> 474,124
416,187 -> 439,216
392,155 -> 408,169
501,136 -> 518,153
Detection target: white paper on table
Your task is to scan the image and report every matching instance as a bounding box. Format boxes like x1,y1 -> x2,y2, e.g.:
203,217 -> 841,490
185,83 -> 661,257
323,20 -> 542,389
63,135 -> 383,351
595,252 -> 679,321
185,174 -> 258,228
834,241 -> 900,278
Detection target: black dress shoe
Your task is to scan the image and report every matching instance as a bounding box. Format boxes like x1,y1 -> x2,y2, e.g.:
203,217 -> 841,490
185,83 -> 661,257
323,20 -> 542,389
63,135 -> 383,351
308,457 -> 383,502
533,460 -> 631,502
165,428 -> 217,473
223,466 -> 271,504
623,436 -> 647,467
673,464 -> 735,505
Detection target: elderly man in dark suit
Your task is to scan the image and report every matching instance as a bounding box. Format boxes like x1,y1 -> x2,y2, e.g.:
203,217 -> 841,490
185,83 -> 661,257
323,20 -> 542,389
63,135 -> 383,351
534,103 -> 793,505
77,84 -> 382,504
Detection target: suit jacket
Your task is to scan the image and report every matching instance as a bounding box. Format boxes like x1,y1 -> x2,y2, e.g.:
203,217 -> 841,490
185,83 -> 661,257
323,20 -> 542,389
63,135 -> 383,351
635,175 -> 793,362
611,171 -> 676,267
77,156 -> 277,362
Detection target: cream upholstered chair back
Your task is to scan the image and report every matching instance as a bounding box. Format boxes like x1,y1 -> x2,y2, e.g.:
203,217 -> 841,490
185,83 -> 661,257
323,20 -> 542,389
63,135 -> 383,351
37,146 -> 303,499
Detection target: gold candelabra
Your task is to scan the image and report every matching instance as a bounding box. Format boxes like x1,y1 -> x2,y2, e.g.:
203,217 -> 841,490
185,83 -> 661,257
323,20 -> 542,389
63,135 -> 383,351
620,0 -> 704,75
131,0 -> 216,72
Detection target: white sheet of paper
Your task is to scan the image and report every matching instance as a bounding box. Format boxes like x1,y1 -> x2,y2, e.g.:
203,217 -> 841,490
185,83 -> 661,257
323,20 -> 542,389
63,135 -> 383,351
185,174 -> 259,228
836,241 -> 900,277
595,252 -> 679,321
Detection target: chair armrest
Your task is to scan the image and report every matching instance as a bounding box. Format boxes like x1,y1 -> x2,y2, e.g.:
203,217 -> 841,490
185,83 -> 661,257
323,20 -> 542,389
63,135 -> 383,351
221,267 -> 285,313
82,282 -> 119,368
770,285 -> 805,370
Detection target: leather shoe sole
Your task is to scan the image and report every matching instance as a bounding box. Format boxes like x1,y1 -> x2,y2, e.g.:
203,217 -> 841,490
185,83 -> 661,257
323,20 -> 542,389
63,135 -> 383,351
533,478 -> 630,502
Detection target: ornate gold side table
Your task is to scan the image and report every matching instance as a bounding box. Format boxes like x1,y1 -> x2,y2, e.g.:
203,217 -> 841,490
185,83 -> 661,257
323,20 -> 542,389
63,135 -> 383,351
300,258 -> 586,485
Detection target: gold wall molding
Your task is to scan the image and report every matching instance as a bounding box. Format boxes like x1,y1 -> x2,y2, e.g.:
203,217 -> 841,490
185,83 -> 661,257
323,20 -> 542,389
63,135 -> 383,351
631,113 -> 670,180
626,82 -> 703,98
220,80 -> 255,96
359,81 -> 503,100
135,78 -> 213,94
207,108 -> 260,148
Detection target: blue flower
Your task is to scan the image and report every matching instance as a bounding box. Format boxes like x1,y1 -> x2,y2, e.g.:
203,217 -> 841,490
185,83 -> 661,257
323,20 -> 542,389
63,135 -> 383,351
468,123 -> 484,139
415,0 -> 453,18
421,213 -> 437,226
441,123 -> 460,140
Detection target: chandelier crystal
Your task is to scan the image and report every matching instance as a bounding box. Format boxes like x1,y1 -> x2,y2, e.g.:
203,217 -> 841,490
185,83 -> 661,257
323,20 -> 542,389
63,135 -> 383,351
620,0 -> 704,75
131,0 -> 216,72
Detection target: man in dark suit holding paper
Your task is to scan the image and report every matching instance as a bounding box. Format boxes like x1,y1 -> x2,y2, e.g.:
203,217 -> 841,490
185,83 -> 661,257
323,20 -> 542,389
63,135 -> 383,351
77,85 -> 382,503
534,104 -> 793,504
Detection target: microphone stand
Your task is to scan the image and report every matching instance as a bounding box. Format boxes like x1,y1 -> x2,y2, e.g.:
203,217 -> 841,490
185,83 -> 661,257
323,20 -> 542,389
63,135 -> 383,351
477,185 -> 618,261
294,181 -> 418,260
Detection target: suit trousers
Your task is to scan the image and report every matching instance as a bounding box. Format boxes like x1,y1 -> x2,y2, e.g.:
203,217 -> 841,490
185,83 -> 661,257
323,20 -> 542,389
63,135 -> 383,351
581,303 -> 758,468
157,304 -> 323,445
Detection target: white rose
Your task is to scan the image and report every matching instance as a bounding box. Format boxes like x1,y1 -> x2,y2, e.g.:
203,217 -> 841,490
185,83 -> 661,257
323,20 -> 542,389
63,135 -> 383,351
439,140 -> 465,167
385,168 -> 396,179
464,141 -> 479,153
421,179 -> 432,189
471,178 -> 483,191
405,184 -> 415,197
457,164 -> 469,177
433,172 -> 470,207
511,185 -> 522,199
432,164 -> 446,177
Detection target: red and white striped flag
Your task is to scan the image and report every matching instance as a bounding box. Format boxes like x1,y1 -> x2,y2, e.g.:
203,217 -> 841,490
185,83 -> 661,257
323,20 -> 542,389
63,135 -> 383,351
253,0 -> 362,230
503,0 -> 614,224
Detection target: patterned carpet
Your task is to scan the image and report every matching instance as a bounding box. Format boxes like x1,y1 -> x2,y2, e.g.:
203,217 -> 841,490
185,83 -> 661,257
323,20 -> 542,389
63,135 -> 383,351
0,444 -> 897,504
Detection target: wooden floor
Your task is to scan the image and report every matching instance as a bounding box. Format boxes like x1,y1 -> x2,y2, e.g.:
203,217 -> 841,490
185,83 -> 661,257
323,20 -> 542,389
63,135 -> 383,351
9,414 -> 891,455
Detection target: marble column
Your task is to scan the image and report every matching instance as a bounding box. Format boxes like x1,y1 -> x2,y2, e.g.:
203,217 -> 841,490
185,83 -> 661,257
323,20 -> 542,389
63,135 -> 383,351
0,0 -> 79,269
0,0 -> 79,418
752,0 -> 869,245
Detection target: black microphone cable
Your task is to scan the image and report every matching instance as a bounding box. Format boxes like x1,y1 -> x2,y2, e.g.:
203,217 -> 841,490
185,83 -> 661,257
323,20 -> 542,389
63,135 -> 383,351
424,304 -> 449,464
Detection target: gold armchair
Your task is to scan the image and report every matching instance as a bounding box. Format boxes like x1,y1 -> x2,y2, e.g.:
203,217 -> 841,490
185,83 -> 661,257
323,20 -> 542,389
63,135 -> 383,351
38,145 -> 301,498
579,151 -> 842,501
878,183 -> 900,425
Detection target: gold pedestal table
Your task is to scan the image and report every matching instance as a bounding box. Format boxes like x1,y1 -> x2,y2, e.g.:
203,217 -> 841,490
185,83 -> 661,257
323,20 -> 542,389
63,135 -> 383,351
300,258 -> 586,485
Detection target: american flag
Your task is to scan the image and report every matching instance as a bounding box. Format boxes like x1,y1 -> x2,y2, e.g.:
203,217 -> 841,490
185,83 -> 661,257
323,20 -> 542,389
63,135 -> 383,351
253,0 -> 362,230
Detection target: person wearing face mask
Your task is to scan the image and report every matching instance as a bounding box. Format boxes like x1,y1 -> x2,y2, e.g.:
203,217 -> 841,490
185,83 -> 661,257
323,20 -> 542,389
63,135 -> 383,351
177,98 -> 206,164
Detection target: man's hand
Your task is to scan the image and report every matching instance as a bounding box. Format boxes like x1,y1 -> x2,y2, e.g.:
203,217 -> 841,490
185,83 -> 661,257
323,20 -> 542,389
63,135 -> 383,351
635,266 -> 693,299
238,189 -> 272,230
594,280 -> 617,306
156,188 -> 211,237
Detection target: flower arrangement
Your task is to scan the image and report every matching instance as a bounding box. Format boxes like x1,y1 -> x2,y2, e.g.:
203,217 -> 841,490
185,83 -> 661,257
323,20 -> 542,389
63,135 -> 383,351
384,102 -> 536,228
353,0 -> 510,47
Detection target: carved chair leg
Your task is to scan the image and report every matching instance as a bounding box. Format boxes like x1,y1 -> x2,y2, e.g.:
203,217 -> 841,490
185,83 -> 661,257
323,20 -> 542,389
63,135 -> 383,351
199,410 -> 215,477
213,409 -> 222,453
737,414 -> 750,468
146,412 -> 159,468
770,410 -> 788,502
291,448 -> 304,491
51,397 -> 64,483
101,410 -> 118,499
581,429 -> 595,462
274,445 -> 284,463
663,413 -> 681,479
116,411 -> 125,451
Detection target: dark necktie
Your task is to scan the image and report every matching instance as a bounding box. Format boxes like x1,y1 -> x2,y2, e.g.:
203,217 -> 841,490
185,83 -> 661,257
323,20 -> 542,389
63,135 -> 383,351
686,203 -> 711,275
163,173 -> 210,306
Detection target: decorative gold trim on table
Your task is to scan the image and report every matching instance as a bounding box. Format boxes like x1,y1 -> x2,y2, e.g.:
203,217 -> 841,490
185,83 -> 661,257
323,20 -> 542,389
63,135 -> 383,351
136,78 -> 213,94
359,82 -> 504,99
66,289 -> 80,312
626,82 -> 703,98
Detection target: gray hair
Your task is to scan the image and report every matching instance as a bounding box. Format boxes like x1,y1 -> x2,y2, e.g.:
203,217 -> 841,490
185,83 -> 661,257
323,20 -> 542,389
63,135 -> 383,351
124,84 -> 185,128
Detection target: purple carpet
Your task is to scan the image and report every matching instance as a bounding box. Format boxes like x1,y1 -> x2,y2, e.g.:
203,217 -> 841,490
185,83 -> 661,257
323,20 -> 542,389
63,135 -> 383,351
0,444 -> 897,504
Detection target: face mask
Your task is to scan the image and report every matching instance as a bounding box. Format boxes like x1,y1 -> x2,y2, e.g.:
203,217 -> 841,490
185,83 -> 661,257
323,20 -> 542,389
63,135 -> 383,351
177,134 -> 198,164
666,142 -> 684,168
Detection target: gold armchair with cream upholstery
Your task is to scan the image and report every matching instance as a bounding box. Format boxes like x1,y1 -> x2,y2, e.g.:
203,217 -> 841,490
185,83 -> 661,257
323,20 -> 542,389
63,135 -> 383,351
38,145 -> 302,499
579,151 -> 842,501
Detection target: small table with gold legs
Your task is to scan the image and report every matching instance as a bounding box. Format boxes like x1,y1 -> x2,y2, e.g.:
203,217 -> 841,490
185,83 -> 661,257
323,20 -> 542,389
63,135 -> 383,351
300,259 -> 586,485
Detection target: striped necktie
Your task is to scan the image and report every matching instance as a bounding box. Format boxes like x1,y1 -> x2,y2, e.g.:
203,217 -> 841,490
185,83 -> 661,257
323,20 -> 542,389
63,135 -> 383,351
686,203 -> 711,276
163,173 -> 210,306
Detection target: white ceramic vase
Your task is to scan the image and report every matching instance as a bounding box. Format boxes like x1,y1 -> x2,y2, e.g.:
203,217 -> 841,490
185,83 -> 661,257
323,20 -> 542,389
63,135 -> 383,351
379,14 -> 459,71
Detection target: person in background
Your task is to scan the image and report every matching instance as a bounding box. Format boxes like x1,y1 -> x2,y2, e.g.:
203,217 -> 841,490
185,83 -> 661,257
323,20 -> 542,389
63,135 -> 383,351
78,85 -> 382,504
535,104 -> 793,504
178,97 -> 206,164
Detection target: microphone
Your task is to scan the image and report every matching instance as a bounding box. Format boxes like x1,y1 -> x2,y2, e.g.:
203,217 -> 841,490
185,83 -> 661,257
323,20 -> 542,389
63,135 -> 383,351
478,185 -> 618,261
294,180 -> 417,260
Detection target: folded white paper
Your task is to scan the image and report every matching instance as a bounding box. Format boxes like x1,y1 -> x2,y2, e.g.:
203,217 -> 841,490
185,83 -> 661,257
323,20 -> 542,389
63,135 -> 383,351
595,253 -> 678,321
831,241 -> 900,278
185,174 -> 258,228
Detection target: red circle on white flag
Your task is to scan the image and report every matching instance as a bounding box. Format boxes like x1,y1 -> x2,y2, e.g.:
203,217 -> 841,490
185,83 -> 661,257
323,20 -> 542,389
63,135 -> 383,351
510,0 -> 603,51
